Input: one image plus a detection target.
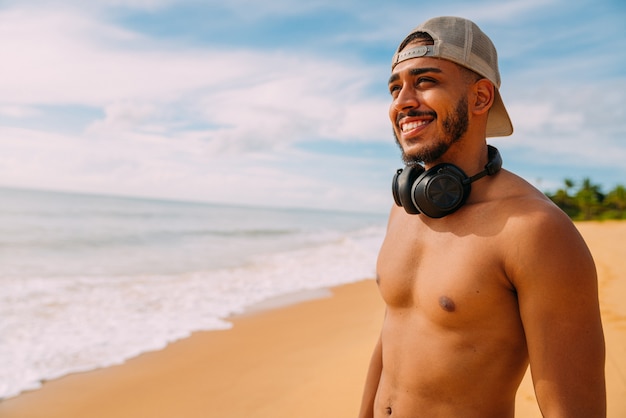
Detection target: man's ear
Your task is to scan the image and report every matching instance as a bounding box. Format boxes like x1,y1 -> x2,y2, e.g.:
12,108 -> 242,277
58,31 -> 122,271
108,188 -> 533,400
472,79 -> 495,115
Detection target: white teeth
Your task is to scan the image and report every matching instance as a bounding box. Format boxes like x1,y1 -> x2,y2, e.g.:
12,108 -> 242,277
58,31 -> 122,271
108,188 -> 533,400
401,120 -> 428,132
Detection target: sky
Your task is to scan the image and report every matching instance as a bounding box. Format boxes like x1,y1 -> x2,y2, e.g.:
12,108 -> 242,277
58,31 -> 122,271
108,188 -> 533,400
1,0 -> 625,213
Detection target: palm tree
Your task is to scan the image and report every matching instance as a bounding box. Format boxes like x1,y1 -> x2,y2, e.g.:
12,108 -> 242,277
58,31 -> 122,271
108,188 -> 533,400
548,178 -> 578,218
604,185 -> 626,219
574,178 -> 604,220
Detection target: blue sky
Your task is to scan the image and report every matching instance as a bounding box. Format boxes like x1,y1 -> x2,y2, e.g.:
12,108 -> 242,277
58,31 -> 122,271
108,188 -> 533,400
1,0 -> 624,213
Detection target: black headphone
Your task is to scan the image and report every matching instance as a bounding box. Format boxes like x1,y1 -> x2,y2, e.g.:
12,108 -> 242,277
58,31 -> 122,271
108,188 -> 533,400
392,145 -> 502,218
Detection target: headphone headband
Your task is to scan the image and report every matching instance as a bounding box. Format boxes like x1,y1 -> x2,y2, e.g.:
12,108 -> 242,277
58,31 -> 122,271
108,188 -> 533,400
465,145 -> 503,184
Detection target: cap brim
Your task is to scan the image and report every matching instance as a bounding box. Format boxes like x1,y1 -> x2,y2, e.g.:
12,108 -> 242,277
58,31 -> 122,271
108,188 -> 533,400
486,89 -> 513,137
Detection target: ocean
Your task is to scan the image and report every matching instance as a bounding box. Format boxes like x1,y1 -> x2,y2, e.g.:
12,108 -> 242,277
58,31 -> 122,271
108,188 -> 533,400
0,187 -> 387,400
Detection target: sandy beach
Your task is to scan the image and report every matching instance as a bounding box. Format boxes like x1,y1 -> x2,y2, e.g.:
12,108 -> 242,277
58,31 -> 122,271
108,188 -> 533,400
1,221 -> 625,417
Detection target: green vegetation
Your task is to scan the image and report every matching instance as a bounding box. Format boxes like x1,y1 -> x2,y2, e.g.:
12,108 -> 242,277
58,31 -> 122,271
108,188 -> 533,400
546,178 -> 626,221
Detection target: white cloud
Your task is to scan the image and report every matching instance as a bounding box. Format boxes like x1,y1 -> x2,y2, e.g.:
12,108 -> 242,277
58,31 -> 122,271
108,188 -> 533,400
508,102 -> 582,135
0,105 -> 40,118
0,7 -> 388,144
0,3 -> 391,210
0,9 -> 245,105
0,0 -> 180,12
87,101 -> 161,134
455,0 -> 559,22
0,123 -> 392,211
1,0 -> 624,210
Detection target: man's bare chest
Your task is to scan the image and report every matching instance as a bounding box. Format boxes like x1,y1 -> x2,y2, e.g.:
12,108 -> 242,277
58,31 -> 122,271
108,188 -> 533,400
376,221 -> 513,327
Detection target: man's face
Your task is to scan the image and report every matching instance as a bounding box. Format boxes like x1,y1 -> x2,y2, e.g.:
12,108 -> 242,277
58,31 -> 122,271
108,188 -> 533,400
388,55 -> 471,165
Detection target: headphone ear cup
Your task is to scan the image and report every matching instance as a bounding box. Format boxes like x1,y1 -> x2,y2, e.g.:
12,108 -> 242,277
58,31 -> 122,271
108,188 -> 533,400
392,165 -> 424,214
391,169 -> 403,207
412,164 -> 471,218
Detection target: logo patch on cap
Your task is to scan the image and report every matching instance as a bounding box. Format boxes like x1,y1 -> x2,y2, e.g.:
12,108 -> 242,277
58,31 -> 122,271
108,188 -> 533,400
393,45 -> 435,67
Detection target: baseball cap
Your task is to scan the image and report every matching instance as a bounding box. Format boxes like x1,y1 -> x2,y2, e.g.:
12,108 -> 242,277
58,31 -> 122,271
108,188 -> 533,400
391,16 -> 513,137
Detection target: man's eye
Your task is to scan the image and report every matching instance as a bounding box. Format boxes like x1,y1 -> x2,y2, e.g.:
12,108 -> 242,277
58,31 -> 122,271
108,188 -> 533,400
416,77 -> 435,86
389,85 -> 400,96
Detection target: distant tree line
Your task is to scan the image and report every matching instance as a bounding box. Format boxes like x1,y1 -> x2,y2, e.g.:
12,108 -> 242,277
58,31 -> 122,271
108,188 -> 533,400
546,178 -> 626,220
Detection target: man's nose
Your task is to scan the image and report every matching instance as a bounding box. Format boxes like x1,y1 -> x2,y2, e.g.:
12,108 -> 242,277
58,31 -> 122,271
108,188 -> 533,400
394,87 -> 419,111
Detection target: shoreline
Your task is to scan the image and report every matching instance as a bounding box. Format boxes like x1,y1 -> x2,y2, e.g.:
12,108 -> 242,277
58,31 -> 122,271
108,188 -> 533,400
0,279 -> 386,418
1,221 -> 625,417
0,286 -> 340,402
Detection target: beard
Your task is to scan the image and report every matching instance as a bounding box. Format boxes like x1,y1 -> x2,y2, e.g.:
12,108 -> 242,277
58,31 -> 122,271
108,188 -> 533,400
394,96 -> 469,165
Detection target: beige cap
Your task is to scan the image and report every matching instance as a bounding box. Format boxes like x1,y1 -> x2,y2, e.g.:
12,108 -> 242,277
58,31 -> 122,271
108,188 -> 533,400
391,16 -> 513,137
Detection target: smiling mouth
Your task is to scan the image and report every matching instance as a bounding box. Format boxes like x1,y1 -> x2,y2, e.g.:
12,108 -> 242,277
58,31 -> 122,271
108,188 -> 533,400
400,119 -> 430,133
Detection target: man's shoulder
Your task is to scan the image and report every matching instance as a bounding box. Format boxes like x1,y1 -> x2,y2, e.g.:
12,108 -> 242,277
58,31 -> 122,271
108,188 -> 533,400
490,171 -> 592,259
490,170 -> 563,217
463,169 -> 552,217
478,170 -> 577,240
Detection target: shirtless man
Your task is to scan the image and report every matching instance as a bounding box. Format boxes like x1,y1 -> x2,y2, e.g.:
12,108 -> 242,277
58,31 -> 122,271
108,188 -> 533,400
358,16 -> 606,417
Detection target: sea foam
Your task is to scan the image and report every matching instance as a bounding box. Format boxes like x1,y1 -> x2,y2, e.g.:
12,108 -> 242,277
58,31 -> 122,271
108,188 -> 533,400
0,188 -> 386,399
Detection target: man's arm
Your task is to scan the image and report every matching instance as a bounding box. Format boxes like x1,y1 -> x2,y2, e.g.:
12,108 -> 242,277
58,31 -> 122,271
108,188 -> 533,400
358,333 -> 383,418
508,210 -> 606,417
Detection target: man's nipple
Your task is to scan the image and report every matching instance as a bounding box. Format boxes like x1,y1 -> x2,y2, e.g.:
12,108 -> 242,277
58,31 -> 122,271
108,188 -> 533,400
438,295 -> 456,312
